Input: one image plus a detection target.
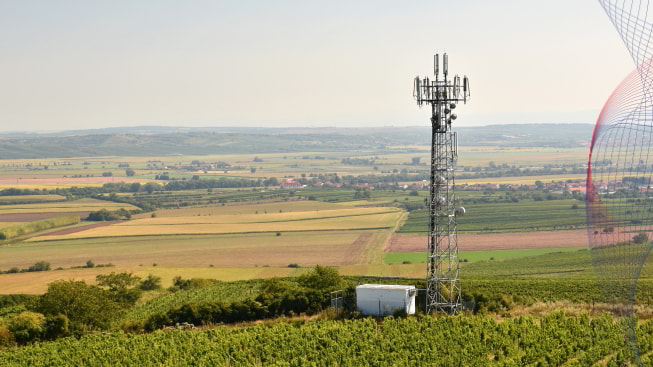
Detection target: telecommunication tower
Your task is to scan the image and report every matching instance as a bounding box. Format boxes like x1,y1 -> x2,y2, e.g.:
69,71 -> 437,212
413,53 -> 470,314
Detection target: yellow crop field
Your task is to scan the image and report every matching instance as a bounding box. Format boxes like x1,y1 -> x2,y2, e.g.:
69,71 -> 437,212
135,200 -> 358,218
0,266 -> 299,294
339,263 -> 425,278
126,207 -> 400,226
0,194 -> 66,202
0,183 -> 106,190
0,198 -> 139,215
333,200 -> 394,206
31,210 -> 403,241
0,222 -> 23,229
0,263 -> 433,294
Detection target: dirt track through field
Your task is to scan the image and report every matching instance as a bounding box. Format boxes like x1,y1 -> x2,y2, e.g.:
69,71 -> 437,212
386,230 -> 590,253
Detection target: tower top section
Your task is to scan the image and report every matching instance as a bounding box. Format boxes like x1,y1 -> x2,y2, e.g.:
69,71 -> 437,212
413,53 -> 470,132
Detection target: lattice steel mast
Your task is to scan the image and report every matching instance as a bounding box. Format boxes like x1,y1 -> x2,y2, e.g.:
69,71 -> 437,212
413,53 -> 470,314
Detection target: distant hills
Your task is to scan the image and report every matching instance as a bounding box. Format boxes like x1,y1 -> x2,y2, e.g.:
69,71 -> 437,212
0,123 -> 593,159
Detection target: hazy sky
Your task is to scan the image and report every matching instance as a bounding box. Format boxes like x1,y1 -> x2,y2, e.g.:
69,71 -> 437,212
0,1 -> 636,131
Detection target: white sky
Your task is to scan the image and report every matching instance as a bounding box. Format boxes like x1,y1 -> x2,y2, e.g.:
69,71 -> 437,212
0,0 -> 636,131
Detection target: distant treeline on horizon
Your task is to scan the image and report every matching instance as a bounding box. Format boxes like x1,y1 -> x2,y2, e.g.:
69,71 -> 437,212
0,123 -> 593,159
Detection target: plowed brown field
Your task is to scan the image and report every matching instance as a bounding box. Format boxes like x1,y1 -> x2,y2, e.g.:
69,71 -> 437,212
386,230 -> 590,253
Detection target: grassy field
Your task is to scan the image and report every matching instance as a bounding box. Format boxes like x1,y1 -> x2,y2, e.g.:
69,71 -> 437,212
456,174 -> 588,185
384,247 -> 586,264
458,146 -> 587,166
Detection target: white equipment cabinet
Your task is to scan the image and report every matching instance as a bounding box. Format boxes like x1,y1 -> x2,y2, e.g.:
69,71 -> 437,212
355,284 -> 416,316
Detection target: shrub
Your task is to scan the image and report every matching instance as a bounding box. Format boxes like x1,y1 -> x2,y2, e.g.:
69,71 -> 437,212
139,274 -> 162,291
120,320 -> 145,333
87,209 -> 120,221
43,314 -> 69,340
34,280 -> 122,331
96,272 -> 142,306
0,294 -> 35,308
169,277 -> 218,292
8,311 -> 45,345
0,326 -> 14,347
298,265 -> 345,290
633,232 -> 649,244
27,261 -> 50,272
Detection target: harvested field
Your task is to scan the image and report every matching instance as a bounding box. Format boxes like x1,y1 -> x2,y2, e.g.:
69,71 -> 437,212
339,263 -> 425,278
1,230 -> 383,272
386,230 -> 590,253
0,212 -> 92,222
0,194 -> 66,203
0,198 -> 139,215
0,177 -> 154,186
127,207 -> 398,225
133,200 -> 361,219
0,222 -> 23,229
0,266 -> 297,294
29,209 -> 403,241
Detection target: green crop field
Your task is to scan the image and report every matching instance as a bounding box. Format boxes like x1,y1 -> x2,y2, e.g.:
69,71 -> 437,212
397,198 -> 647,234
384,247 -> 586,264
1,312 -> 650,366
122,279 -> 266,323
